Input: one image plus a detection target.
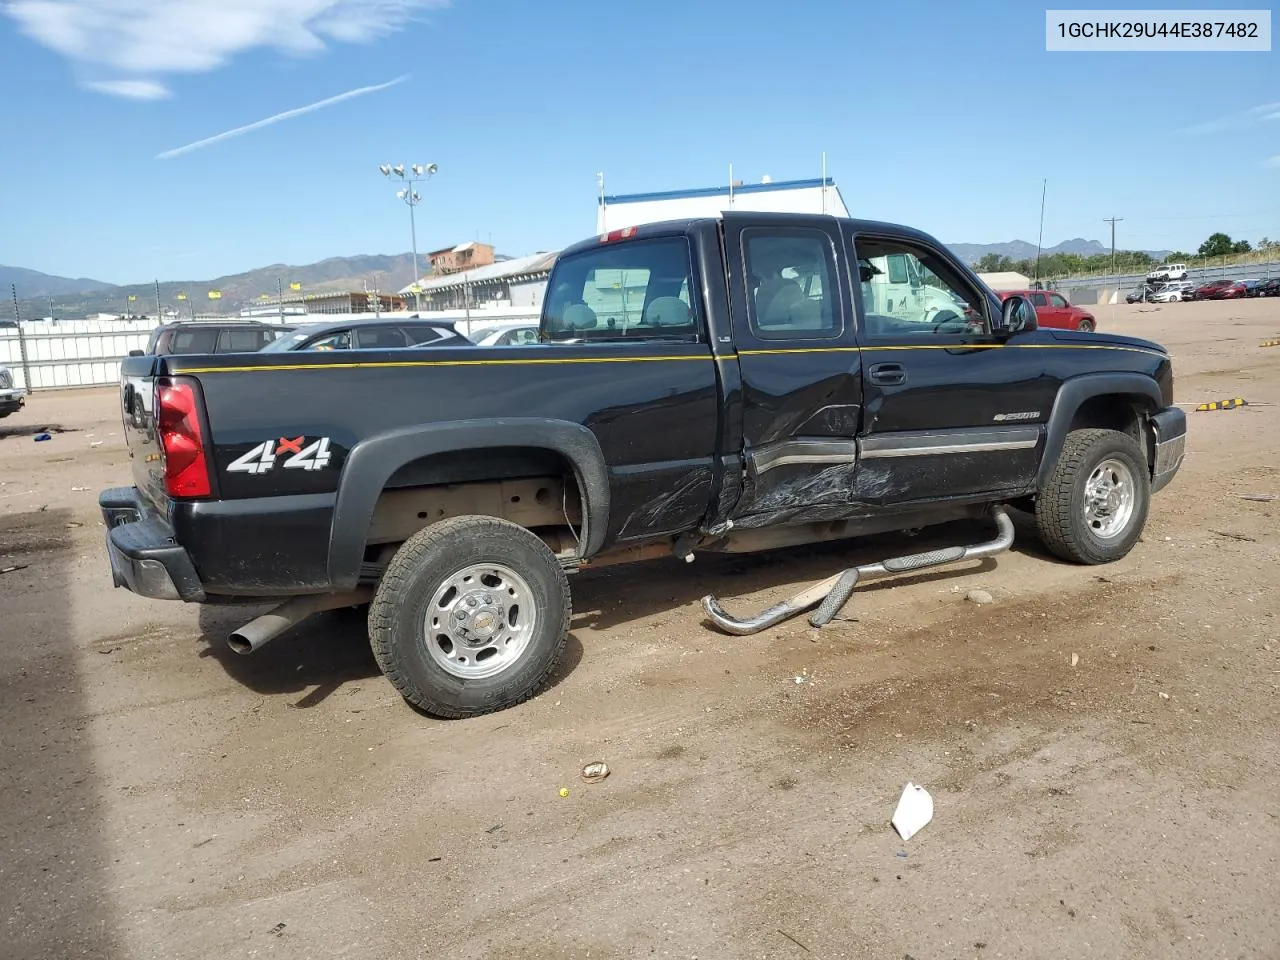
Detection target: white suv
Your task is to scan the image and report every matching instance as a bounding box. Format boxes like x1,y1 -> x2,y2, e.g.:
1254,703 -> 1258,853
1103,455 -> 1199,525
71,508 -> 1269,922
1148,262 -> 1188,282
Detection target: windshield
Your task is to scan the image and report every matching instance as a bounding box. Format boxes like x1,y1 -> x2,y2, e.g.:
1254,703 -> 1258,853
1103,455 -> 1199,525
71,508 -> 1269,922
543,237 -> 698,342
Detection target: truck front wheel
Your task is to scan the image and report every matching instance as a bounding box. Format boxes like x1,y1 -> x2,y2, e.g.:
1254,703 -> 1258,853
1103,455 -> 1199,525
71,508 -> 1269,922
1035,428 -> 1150,564
369,515 -> 571,718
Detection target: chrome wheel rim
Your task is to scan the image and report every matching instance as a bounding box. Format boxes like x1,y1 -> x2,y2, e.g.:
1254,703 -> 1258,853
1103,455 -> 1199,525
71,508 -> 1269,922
1083,458 -> 1136,539
425,563 -> 537,680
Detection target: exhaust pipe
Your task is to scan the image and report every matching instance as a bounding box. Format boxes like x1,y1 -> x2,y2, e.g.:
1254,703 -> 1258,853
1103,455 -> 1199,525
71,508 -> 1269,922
228,589 -> 372,655
703,506 -> 1015,636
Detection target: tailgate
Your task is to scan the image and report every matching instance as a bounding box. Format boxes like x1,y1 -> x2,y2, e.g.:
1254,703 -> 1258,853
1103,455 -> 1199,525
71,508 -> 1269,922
119,355 -> 167,510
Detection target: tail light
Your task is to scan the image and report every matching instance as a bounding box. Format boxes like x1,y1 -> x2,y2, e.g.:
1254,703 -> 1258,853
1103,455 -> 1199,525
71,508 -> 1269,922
155,378 -> 211,498
599,225 -> 638,243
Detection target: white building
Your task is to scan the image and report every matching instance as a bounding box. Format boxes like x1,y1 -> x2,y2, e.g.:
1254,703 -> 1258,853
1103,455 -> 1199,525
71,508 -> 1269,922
597,176 -> 849,233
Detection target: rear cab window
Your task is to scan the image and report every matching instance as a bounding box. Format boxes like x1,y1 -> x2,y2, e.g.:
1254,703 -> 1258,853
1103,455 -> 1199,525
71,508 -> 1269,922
543,237 -> 700,342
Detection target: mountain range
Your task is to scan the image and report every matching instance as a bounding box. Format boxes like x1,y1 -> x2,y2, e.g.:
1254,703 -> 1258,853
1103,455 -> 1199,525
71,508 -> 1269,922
3,237 -> 1171,317
947,238 -> 1173,265
2,254 -> 426,318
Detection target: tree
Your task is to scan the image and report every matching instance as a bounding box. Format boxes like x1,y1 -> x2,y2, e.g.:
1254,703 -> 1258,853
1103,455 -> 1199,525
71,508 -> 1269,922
974,253 -> 1016,273
1198,232 -> 1235,257
1232,239 -> 1252,254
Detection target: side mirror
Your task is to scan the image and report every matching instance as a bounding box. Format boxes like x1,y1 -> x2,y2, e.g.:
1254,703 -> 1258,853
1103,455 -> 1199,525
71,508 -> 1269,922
128,349 -> 145,357
998,295 -> 1037,334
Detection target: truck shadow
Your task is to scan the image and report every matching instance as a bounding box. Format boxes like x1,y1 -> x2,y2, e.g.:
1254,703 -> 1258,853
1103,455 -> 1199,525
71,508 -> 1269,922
0,508 -> 121,957
571,511 -> 1060,632
195,604 -> 584,709
194,512 -> 1054,704
196,604 -> 379,707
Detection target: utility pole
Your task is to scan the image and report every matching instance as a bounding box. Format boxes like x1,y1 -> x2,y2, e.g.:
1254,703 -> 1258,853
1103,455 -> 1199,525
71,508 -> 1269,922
1033,179 -> 1047,287
154,279 -> 162,322
1103,217 -> 1123,300
11,284 -> 31,392
277,277 -> 284,324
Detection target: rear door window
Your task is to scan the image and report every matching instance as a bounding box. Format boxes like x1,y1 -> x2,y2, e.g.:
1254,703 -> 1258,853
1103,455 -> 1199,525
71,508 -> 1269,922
1030,293 -> 1048,307
355,325 -> 410,349
543,237 -> 698,341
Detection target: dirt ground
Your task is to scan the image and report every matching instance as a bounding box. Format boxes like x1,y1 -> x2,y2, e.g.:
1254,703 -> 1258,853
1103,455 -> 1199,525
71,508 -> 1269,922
2,298 -> 1279,960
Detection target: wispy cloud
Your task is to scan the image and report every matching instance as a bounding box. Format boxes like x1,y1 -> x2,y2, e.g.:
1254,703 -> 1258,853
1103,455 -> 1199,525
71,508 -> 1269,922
156,74 -> 408,159
1182,101 -> 1280,135
83,78 -> 171,100
3,0 -> 447,97
1265,155 -> 1280,169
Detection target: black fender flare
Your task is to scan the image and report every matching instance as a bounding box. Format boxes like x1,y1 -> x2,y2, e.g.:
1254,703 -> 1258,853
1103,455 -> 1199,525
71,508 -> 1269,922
327,418 -> 609,590
1037,372 -> 1163,488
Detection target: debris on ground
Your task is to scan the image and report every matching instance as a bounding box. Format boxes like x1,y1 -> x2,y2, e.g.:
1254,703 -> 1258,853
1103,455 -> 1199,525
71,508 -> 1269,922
1159,692 -> 1171,701
891,782 -> 934,841
776,929 -> 812,953
558,787 -> 569,798
71,486 -> 90,492
1239,494 -> 1277,503
268,923 -> 286,937
581,761 -> 610,783
33,433 -> 50,442
1211,530 -> 1257,542
0,564 -> 30,576
1071,653 -> 1079,668
966,589 -> 994,605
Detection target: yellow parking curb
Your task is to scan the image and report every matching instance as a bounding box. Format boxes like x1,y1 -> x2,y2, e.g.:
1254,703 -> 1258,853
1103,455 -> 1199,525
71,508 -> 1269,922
1195,398 -> 1248,411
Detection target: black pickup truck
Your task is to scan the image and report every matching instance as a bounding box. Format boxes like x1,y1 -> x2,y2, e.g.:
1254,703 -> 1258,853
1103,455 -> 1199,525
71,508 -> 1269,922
101,213 -> 1186,717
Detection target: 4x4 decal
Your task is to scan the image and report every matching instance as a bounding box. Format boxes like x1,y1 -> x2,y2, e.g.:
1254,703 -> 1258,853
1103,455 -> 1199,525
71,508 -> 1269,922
227,436 -> 332,475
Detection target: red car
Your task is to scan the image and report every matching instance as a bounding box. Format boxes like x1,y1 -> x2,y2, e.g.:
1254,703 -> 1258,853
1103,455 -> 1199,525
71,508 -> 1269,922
1192,280 -> 1245,300
998,289 -> 1096,332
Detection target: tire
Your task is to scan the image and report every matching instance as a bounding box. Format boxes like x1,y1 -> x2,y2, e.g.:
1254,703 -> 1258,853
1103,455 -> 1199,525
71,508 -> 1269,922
368,515 -> 571,718
1035,428 -> 1150,565
1077,318 -> 1096,332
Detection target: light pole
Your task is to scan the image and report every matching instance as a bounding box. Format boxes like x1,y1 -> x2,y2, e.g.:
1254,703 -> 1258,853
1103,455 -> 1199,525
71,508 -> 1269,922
1103,216 -> 1123,302
379,162 -> 437,311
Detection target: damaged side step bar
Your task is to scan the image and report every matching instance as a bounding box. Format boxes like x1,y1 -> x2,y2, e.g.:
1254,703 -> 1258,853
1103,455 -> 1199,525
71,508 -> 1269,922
702,505 -> 1015,636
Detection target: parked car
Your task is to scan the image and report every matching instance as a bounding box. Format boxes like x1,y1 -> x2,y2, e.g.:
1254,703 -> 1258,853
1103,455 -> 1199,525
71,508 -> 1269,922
1239,279 -> 1265,297
1126,287 -> 1151,304
132,320 -> 294,357
0,364 -> 25,418
1258,278 -> 1280,297
1187,277 -> 1239,300
260,317 -> 471,352
1147,262 -> 1188,282
1151,281 -> 1194,303
468,324 -> 540,346
998,289 -> 1096,331
101,212 -> 1185,719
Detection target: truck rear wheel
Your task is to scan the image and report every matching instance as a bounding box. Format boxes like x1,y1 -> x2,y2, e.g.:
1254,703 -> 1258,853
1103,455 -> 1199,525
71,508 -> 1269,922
368,515 -> 571,718
1035,428 -> 1150,564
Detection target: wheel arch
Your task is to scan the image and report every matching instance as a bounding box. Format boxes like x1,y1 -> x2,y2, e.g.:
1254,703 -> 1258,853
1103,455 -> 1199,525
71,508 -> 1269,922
1037,374 -> 1163,489
328,419 -> 609,590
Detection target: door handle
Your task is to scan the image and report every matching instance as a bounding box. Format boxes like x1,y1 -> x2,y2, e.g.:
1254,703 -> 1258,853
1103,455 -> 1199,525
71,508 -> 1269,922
868,362 -> 907,386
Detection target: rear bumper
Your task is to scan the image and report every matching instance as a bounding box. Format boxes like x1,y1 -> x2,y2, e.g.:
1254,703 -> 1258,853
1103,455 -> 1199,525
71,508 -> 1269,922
1149,407 -> 1186,495
99,487 -> 206,602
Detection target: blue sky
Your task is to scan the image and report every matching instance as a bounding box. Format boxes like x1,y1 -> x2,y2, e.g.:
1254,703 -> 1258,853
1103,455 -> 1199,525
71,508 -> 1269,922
0,0 -> 1276,284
